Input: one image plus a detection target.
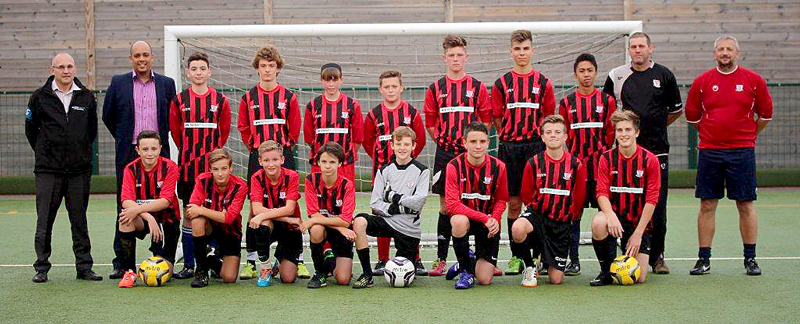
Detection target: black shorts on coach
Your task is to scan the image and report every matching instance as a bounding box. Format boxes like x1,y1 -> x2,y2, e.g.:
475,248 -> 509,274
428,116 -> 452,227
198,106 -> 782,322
696,148 -> 757,201
355,213 -> 420,261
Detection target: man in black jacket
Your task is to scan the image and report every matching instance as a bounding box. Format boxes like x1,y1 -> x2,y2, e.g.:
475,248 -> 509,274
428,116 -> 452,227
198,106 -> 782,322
25,53 -> 102,283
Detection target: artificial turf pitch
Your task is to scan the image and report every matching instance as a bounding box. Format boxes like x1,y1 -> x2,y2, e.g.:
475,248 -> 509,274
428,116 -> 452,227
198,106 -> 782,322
1,188 -> 798,323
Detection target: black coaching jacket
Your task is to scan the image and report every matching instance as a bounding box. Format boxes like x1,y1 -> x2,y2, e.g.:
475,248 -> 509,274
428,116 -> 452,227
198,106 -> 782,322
25,76 -> 98,174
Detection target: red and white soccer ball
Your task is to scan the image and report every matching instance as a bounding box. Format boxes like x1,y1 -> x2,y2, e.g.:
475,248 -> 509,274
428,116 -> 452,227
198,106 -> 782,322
383,256 -> 416,287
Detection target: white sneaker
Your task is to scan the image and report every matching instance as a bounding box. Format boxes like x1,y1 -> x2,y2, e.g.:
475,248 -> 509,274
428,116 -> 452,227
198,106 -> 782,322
521,266 -> 538,288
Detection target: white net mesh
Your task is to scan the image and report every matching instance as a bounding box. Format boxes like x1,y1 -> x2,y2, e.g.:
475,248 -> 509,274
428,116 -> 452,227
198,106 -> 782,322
175,32 -> 628,190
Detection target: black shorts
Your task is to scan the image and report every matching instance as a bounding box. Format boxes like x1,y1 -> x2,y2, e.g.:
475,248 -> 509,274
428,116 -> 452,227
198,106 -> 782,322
247,146 -> 296,185
464,219 -> 500,266
209,225 -> 242,257
498,140 -> 545,196
620,220 -> 651,256
432,145 -> 459,196
584,180 -> 599,208
355,213 -> 420,261
177,180 -> 194,208
134,220 -> 181,264
696,148 -> 757,201
272,221 -> 303,264
323,226 -> 354,259
523,210 -> 570,272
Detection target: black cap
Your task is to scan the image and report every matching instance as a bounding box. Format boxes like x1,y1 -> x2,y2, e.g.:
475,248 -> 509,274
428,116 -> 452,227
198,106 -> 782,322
320,63 -> 342,74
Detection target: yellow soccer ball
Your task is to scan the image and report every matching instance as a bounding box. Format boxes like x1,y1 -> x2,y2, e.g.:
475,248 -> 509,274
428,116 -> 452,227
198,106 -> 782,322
609,255 -> 640,286
138,256 -> 173,287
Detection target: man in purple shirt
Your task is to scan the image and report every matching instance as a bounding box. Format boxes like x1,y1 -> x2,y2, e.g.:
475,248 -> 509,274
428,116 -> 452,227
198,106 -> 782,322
102,40 -> 176,279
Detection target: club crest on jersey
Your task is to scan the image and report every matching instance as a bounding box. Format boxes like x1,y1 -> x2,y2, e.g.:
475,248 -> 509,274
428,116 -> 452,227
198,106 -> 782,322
406,181 -> 415,188
636,170 -> 644,178
403,117 -> 411,124
210,105 -> 218,112
156,181 -> 162,188
712,85 -> 719,92
279,192 -> 286,199
652,79 -> 661,88
596,105 -> 604,113
736,84 -> 744,92
341,111 -> 349,119
278,102 -> 286,110
563,172 -> 572,180
532,87 -> 540,95
335,199 -> 343,207
466,90 -> 474,98
483,176 -> 492,185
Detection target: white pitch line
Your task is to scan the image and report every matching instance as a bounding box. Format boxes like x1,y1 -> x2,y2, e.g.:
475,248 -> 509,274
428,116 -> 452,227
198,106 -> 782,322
2,256 -> 800,268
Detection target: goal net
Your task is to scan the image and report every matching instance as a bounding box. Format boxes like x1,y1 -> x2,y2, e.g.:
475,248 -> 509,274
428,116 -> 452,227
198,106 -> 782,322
164,22 -> 641,192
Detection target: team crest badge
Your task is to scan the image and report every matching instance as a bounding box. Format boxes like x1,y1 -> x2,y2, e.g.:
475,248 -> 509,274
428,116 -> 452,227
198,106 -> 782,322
403,116 -> 411,124
712,85 -> 719,92
532,87 -> 540,95
596,105 -> 604,113
652,79 -> 661,88
341,111 -> 349,119
736,84 -> 744,92
563,172 -> 572,180
483,176 -> 492,184
210,105 -> 218,112
406,181 -> 415,188
279,192 -> 286,199
636,170 -> 644,178
278,102 -> 286,110
466,90 -> 474,98
335,199 -> 343,207
156,181 -> 162,188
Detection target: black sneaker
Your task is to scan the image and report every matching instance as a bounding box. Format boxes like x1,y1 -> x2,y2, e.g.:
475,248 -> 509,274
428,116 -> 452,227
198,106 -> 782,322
372,260 -> 387,276
173,267 -> 194,279
191,272 -> 209,288
689,258 -> 711,275
564,262 -> 581,276
589,272 -> 613,286
307,272 -> 327,289
414,259 -> 428,276
744,258 -> 761,276
352,273 -> 374,289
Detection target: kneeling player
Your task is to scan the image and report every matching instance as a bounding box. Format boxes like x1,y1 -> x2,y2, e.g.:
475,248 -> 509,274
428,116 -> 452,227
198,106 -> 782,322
186,149 -> 248,288
352,126 -> 430,288
248,140 -> 303,286
445,122 -> 508,289
590,110 -> 660,286
117,131 -> 181,288
513,115 -> 586,287
301,142 -> 357,288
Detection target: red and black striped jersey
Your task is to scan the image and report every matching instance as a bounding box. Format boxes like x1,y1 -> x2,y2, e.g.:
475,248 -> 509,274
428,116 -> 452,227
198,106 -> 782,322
363,101 -> 426,176
424,75 -> 491,153
491,69 -> 556,142
249,168 -> 301,218
237,83 -> 301,150
303,93 -> 364,166
596,146 -> 661,229
189,172 -> 248,239
558,88 -> 616,180
519,151 -> 587,222
304,173 -> 356,223
444,153 -> 508,224
120,156 -> 181,224
168,87 -> 232,182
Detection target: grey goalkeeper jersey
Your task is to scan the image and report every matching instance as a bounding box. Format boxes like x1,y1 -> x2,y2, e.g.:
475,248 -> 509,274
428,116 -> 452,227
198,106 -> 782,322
370,159 -> 430,239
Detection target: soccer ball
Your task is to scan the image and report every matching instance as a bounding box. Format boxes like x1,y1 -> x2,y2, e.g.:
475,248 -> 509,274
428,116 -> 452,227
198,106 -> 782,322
138,256 -> 173,287
609,255 -> 641,285
383,256 -> 416,287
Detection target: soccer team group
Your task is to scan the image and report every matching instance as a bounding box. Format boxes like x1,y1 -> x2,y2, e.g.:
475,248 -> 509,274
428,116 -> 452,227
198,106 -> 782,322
30,29 -> 774,290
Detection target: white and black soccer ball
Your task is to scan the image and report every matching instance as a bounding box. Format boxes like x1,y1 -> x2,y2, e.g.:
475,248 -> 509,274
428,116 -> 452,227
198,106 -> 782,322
383,256 -> 416,287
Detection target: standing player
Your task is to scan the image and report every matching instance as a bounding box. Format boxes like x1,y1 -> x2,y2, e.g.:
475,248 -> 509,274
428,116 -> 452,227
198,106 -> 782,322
514,115 -> 586,287
352,126 -> 430,288
424,35 -> 491,276
301,142 -> 357,288
603,32 -> 682,274
248,140 -> 303,286
589,110 -> 661,286
304,63 -> 364,183
116,131 -> 181,288
686,36 -> 772,276
491,29 -> 556,276
558,53 -> 617,276
237,45 -> 304,279
168,52 -> 231,279
445,122 -> 508,289
185,149 -> 248,288
362,71 -> 427,275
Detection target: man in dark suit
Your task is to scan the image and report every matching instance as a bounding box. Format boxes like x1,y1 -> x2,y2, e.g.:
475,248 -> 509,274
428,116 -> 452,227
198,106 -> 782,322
102,40 -> 176,279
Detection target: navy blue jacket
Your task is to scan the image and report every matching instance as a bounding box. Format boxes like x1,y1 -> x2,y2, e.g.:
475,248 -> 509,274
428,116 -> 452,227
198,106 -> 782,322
102,71 -> 175,165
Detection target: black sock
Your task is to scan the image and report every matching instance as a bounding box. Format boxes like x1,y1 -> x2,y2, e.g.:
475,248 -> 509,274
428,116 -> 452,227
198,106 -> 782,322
119,231 -> 136,271
592,236 -> 616,274
356,248 -> 372,278
698,246 -> 711,260
743,244 -> 756,259
254,225 -> 272,263
507,217 -> 517,258
193,235 -> 208,274
437,212 -> 451,260
452,235 -> 474,275
511,236 -> 533,268
569,221 -> 581,263
310,242 -> 324,275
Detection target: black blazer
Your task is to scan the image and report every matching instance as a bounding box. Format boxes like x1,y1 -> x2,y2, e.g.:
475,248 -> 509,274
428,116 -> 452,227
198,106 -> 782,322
102,71 -> 175,165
